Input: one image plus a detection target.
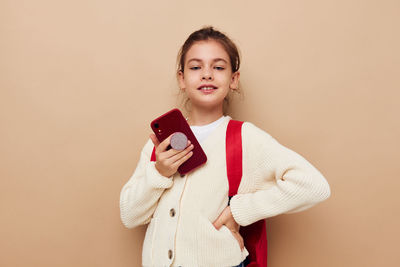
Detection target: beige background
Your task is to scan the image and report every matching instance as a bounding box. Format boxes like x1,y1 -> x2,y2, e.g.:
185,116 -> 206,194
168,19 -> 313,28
1,0 -> 399,266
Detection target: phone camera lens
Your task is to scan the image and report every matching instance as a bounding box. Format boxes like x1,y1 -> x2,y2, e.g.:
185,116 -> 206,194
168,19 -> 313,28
154,123 -> 159,128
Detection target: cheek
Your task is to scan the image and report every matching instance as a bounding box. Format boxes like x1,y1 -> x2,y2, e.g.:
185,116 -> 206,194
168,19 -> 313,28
219,74 -> 233,86
185,75 -> 199,87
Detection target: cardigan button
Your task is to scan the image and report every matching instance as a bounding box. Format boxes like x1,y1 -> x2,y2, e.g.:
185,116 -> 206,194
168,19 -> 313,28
168,249 -> 173,259
169,208 -> 176,217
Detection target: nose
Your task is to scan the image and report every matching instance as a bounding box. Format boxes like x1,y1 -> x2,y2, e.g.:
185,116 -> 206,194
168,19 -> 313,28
201,67 -> 213,80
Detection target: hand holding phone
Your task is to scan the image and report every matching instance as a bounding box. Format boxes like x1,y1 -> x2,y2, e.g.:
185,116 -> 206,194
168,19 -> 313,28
149,133 -> 194,178
150,108 -> 207,175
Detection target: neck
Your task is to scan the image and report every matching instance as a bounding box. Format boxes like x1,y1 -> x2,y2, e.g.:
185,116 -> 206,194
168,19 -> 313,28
187,105 -> 224,126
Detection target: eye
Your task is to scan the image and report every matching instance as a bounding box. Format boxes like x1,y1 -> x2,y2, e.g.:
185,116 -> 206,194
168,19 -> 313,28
214,66 -> 225,70
190,66 -> 201,70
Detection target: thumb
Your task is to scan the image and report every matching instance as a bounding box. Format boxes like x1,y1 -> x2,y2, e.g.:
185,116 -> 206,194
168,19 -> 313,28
149,133 -> 160,147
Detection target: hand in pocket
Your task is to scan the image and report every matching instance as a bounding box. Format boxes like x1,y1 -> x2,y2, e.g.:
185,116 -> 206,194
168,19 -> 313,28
212,206 -> 244,251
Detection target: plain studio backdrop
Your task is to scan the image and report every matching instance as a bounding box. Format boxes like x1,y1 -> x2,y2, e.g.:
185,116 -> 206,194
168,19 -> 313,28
1,0 -> 399,266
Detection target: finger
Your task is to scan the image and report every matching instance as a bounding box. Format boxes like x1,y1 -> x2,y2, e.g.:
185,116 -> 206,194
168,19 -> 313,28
162,141 -> 192,159
213,206 -> 232,230
168,144 -> 194,162
157,140 -> 193,164
161,137 -> 192,156
212,213 -> 226,230
238,233 -> 244,251
233,232 -> 245,251
171,149 -> 193,169
149,133 -> 160,147
157,134 -> 174,152
169,138 -> 192,154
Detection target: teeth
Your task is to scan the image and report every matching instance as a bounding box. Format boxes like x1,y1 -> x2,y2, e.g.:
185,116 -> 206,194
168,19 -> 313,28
201,87 -> 215,90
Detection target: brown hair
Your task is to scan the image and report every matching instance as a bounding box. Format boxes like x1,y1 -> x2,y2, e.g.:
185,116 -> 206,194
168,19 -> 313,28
177,26 -> 241,73
176,26 -> 242,114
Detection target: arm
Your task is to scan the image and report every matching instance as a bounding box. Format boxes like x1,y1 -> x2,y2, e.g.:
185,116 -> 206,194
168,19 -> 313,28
230,123 -> 331,226
119,139 -> 174,229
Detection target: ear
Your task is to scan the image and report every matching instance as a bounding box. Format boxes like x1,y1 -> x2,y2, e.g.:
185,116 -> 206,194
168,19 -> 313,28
229,71 -> 240,91
178,70 -> 185,91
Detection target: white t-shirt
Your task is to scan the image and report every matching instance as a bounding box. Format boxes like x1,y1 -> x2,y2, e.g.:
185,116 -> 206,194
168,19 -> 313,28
190,116 -> 227,144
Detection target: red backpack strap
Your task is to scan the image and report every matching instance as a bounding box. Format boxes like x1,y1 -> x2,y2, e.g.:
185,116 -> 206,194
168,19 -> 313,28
150,146 -> 156,161
226,120 -> 268,267
226,120 -> 244,197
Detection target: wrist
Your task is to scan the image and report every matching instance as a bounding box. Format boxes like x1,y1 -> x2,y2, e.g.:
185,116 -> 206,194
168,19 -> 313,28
155,164 -> 173,178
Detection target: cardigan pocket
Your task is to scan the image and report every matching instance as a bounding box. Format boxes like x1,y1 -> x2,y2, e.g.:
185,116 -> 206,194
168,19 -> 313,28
142,217 -> 157,266
196,216 -> 247,266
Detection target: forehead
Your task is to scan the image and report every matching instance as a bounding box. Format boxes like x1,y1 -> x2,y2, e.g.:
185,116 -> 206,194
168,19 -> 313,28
185,40 -> 230,63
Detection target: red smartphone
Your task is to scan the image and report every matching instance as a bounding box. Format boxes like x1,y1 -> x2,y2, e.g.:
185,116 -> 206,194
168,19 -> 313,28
150,108 -> 207,175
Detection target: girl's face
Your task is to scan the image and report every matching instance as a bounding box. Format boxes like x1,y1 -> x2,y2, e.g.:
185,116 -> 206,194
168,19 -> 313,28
178,40 -> 240,112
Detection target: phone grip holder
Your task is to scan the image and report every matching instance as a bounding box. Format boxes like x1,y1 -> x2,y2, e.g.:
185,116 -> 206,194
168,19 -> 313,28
170,132 -> 188,150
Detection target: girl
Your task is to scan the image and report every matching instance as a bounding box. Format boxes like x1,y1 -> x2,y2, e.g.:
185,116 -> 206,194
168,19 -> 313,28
120,26 -> 331,267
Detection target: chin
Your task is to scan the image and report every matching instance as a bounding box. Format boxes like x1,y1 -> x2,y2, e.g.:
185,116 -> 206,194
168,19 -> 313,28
191,100 -> 224,110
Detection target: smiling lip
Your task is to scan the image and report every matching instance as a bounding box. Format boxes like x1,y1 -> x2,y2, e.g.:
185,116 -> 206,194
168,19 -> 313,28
197,84 -> 218,90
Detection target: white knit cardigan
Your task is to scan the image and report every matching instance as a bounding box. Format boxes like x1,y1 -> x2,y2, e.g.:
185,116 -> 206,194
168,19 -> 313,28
120,116 -> 331,267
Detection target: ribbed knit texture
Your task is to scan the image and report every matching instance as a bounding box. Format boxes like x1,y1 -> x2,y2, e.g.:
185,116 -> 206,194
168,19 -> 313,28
119,116 -> 331,267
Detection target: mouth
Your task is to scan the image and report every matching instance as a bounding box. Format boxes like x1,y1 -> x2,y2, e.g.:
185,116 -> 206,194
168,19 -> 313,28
197,84 -> 218,92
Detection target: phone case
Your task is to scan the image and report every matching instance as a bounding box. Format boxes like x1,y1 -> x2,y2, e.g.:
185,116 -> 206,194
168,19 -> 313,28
150,108 -> 207,175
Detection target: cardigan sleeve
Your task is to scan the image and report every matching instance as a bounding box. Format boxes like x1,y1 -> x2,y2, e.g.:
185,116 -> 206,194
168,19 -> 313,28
119,139 -> 173,229
229,122 -> 331,227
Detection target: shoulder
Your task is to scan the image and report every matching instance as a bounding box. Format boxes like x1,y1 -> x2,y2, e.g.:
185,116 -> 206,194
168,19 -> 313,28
241,121 -> 276,143
236,121 -> 286,157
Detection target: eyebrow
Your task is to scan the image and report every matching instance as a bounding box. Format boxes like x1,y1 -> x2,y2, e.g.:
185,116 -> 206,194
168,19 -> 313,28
187,58 -> 228,64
